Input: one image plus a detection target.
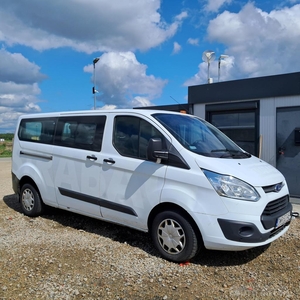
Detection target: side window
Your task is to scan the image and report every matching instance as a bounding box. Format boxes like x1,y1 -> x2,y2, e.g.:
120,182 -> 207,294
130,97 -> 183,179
113,116 -> 164,159
18,118 -> 56,144
55,116 -> 105,151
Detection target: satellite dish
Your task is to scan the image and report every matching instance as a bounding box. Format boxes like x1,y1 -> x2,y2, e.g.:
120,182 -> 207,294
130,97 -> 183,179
202,50 -> 215,63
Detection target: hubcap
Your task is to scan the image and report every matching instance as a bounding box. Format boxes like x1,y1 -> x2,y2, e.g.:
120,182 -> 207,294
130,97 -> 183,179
22,189 -> 34,211
157,218 -> 186,254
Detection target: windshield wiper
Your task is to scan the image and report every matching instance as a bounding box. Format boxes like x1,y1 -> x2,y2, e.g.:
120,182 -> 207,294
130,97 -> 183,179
211,149 -> 229,153
211,149 -> 251,158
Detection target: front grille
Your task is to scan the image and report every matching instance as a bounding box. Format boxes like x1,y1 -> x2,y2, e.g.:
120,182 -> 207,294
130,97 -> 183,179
262,195 -> 289,216
262,182 -> 284,193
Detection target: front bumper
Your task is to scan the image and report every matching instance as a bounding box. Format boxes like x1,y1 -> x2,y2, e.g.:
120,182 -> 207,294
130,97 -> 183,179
218,200 -> 292,243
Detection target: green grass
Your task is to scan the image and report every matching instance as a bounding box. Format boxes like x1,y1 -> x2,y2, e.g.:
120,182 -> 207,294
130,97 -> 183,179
0,142 -> 12,157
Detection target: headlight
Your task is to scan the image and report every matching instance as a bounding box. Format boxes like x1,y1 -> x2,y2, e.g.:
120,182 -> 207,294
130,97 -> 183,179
202,169 -> 260,201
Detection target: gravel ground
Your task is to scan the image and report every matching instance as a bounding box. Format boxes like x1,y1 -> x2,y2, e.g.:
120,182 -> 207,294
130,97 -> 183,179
1,158 -> 300,299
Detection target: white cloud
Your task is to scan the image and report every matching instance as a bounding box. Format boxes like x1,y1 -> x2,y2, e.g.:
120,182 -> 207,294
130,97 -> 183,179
185,2 -> 300,84
172,42 -> 182,54
130,96 -> 152,107
175,11 -> 188,21
206,2 -> 300,79
204,0 -> 232,13
0,49 -> 44,132
84,52 -> 168,109
0,0 -> 186,53
98,105 -> 117,110
0,82 -> 42,111
0,48 -> 47,84
187,38 -> 199,46
0,111 -> 23,132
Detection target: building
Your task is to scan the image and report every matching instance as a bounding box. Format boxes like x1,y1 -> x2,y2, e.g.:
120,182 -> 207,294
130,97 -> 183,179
188,72 -> 300,197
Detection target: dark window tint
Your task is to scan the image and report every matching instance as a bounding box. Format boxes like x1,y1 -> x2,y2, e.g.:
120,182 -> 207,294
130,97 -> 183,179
54,116 -> 106,151
113,116 -> 164,158
18,118 -> 56,144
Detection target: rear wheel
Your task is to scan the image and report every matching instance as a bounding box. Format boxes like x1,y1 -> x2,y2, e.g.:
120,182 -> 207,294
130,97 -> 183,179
20,183 -> 44,217
151,210 -> 199,262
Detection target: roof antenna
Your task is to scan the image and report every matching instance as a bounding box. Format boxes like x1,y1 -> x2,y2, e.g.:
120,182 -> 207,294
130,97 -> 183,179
170,95 -> 181,105
170,96 -> 188,114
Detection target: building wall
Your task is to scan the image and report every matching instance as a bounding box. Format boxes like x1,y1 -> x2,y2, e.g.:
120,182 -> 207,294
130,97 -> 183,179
193,104 -> 206,119
260,98 -> 276,165
260,95 -> 300,166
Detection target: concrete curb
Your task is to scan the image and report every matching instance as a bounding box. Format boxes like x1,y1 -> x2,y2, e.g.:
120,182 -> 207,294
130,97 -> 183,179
291,198 -> 300,214
292,203 -> 300,214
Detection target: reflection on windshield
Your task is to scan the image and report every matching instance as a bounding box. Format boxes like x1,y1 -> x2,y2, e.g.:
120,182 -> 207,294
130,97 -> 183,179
153,113 -> 251,159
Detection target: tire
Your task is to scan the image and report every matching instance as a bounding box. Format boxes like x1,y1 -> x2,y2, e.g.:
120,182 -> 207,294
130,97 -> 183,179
20,183 -> 44,217
151,210 -> 199,262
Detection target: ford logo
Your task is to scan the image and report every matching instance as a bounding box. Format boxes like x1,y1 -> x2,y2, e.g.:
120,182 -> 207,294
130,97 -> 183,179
274,183 -> 283,192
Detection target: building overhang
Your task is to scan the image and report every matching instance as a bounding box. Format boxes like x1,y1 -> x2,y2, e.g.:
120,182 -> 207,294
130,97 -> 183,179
188,72 -> 300,104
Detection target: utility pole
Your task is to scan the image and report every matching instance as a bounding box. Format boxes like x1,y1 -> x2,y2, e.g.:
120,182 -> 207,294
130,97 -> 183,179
93,57 -> 100,110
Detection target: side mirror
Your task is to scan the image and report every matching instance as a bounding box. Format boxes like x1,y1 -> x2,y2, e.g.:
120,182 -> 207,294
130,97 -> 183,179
147,138 -> 168,163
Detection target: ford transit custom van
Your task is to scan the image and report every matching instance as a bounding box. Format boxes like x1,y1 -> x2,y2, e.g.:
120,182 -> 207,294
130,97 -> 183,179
12,110 -> 292,262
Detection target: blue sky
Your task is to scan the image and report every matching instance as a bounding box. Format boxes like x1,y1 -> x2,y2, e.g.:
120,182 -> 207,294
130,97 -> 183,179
1,0 -> 300,132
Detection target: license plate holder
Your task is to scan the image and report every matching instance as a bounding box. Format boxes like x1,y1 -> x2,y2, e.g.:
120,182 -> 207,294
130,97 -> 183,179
275,212 -> 291,228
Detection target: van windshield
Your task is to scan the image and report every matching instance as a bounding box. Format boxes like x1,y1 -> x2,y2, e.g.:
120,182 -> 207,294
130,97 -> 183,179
153,113 -> 251,159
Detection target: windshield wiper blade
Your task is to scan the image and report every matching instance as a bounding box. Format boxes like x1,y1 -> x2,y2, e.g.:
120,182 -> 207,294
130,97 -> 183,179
211,149 -> 229,152
211,149 -> 251,158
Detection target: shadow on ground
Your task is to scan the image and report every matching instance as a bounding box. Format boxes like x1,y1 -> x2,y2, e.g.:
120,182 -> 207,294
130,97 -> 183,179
3,193 -> 269,266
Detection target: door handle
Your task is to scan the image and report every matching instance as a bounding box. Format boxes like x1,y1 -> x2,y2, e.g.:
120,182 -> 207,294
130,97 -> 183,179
87,155 -> 97,161
103,158 -> 115,164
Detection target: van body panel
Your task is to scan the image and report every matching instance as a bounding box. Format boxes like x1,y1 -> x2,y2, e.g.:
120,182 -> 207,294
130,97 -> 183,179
52,145 -> 102,218
161,165 -> 229,216
98,113 -> 167,230
195,155 -> 284,187
99,156 -> 167,230
12,140 -> 57,206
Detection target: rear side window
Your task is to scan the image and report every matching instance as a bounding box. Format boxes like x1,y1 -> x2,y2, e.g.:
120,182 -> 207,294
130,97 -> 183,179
18,118 -> 56,144
54,116 -> 106,151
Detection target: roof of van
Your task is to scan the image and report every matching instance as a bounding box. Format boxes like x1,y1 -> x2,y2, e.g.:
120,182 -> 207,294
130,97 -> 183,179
19,109 -> 191,119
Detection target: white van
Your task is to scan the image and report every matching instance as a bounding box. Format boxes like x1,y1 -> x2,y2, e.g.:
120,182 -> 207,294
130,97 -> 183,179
12,109 -> 292,262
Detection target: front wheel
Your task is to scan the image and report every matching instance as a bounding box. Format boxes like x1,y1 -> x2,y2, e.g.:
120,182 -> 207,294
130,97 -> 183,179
151,210 -> 199,262
20,183 -> 44,217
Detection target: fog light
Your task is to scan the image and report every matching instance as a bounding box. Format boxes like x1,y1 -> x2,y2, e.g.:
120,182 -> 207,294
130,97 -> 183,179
239,227 -> 254,238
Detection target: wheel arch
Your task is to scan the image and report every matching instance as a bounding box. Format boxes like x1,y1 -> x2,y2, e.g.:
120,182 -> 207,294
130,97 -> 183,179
19,176 -> 43,202
16,163 -> 57,207
148,202 -> 203,244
